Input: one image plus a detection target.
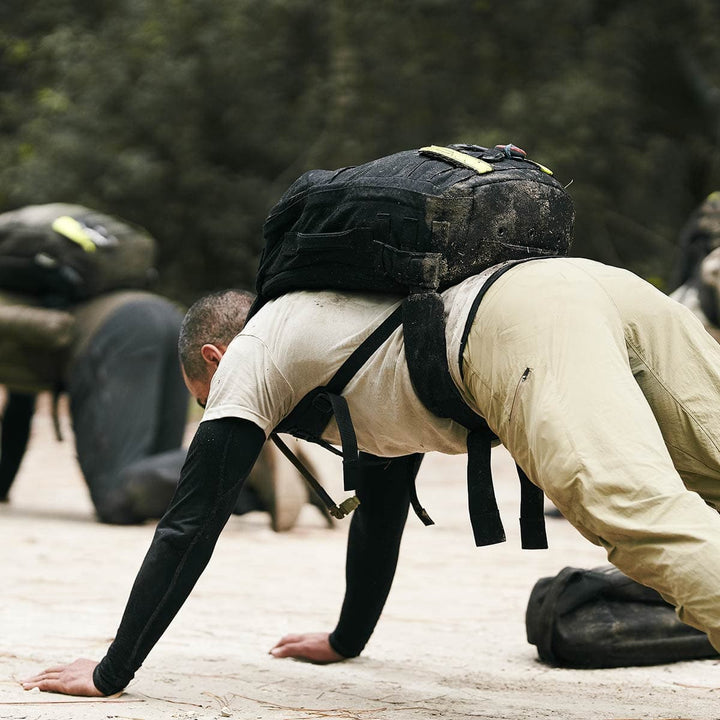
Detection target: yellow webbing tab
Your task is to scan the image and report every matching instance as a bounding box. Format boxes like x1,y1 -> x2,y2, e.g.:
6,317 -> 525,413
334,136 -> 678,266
51,216 -> 97,253
527,159 -> 554,176
420,145 -> 494,174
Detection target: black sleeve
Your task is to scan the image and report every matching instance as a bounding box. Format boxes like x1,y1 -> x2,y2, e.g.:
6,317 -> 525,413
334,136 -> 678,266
0,392 -> 36,500
93,417 -> 266,695
328,452 -> 422,658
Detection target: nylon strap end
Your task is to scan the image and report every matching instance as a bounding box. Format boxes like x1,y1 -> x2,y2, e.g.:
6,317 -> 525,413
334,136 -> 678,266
330,495 -> 361,519
271,432 -> 360,521
520,517 -> 548,549
419,145 -> 494,174
517,464 -> 548,549
470,510 -> 506,547
415,506 -> 434,527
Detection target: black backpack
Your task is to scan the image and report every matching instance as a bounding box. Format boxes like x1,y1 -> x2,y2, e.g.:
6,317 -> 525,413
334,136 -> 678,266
0,203 -> 157,307
251,144 -> 575,546
255,143 -> 573,301
526,566 -> 718,667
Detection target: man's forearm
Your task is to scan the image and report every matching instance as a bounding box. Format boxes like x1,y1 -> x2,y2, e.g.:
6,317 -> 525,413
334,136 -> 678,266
329,453 -> 421,658
93,418 -> 266,695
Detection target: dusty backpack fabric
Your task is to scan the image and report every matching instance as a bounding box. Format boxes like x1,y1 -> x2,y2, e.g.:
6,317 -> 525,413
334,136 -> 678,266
526,566 -> 718,667
0,203 -> 157,308
250,144 -> 575,546
254,143 -> 573,302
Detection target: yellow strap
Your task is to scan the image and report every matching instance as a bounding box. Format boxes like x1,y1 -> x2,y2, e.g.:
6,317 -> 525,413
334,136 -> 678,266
420,145 -> 493,174
51,215 -> 97,253
421,145 -> 555,176
527,159 -> 554,176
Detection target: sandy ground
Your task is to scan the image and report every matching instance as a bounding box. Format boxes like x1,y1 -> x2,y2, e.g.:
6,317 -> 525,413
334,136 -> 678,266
1,397 -> 719,720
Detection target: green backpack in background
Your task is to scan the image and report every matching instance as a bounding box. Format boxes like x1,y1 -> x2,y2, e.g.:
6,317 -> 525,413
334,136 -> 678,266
0,203 -> 157,308
0,204 -> 158,395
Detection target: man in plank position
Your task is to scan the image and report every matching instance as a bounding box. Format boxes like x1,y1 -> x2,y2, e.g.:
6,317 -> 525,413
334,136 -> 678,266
21,253 -> 720,694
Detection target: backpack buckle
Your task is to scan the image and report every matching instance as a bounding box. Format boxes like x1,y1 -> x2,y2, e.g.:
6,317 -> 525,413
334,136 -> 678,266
495,143 -> 527,159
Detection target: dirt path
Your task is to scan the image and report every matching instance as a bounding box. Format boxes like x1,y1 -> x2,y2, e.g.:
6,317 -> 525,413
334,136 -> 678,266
1,397 -> 718,719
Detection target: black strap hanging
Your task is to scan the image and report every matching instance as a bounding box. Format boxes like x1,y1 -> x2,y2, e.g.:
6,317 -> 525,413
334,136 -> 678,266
466,429 -> 506,546
270,432 -> 359,519
517,464 -> 548,549
274,305 -> 405,520
404,260 -> 549,549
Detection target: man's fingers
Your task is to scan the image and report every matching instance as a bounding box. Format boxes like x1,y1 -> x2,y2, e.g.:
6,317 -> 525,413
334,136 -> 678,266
270,641 -> 305,658
21,672 -> 62,689
21,663 -> 74,682
269,632 -> 343,664
18,658 -> 102,697
271,633 -> 304,649
20,671 -> 60,685
22,679 -> 59,692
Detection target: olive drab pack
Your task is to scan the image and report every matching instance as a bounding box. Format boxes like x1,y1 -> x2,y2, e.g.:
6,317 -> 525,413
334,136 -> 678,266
0,204 -> 159,432
250,144 -> 575,546
0,203 -> 157,307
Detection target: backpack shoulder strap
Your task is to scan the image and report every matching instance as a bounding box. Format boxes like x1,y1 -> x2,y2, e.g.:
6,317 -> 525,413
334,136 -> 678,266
276,304 -> 435,526
404,258 -> 549,549
277,304 -> 403,441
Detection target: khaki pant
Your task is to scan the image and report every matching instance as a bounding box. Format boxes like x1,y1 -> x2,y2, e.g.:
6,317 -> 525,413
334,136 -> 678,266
462,257 -> 720,650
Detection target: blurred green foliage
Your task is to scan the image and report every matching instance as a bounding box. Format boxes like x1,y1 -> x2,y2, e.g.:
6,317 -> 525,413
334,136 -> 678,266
1,0 -> 719,303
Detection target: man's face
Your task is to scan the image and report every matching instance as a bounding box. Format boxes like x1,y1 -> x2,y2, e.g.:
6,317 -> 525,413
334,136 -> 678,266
181,343 -> 226,409
182,366 -> 213,409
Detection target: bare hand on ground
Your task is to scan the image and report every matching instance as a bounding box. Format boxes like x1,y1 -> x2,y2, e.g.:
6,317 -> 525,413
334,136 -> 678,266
20,658 -> 103,696
269,632 -> 345,663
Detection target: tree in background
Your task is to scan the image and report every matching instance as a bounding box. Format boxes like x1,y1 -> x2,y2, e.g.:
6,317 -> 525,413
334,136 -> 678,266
1,0 -> 719,302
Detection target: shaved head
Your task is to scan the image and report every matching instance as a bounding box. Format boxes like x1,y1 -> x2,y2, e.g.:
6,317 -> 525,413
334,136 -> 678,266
178,289 -> 255,381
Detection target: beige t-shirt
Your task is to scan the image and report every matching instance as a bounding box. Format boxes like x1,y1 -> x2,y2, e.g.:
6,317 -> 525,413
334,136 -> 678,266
202,269 -> 502,458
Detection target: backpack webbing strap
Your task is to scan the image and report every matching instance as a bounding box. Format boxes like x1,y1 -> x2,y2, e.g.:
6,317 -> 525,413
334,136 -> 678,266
276,304 -> 404,442
270,432 -> 359,519
326,305 -> 404,394
403,291 -> 507,546
327,305 -> 434,520
517,464 -> 548,549
419,145 -> 494,174
455,256 -> 553,548
458,257 -> 550,381
404,279 -> 549,549
325,392 -> 362,492
273,304 -> 405,519
466,429 -> 505,546
402,292 -> 489,430
322,391 -> 430,524
407,472 -> 435,526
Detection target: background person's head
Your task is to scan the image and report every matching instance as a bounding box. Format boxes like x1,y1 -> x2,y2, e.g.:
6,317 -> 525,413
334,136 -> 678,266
178,289 -> 255,405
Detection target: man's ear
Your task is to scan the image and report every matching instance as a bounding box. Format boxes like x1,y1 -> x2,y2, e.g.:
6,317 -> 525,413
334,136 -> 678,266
200,343 -> 226,368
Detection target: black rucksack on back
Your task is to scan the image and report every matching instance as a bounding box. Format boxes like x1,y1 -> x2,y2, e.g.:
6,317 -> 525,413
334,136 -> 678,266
526,566 -> 718,667
254,143 -> 573,301
0,203 -> 157,307
250,144 -> 575,546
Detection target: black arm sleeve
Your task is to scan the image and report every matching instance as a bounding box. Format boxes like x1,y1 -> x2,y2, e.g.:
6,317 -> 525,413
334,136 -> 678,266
0,392 -> 36,500
92,417 -> 265,695
328,452 -> 422,658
